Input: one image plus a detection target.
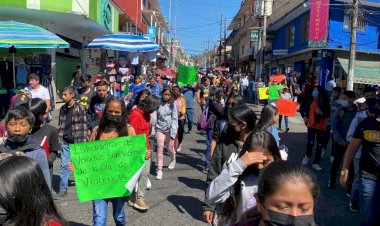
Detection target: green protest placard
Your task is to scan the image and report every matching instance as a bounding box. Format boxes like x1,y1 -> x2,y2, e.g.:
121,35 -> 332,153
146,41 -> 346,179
177,64 -> 198,87
268,85 -> 283,100
70,135 -> 147,202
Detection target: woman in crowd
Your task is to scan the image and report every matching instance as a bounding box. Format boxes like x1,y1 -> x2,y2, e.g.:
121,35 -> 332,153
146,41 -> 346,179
254,105 -> 280,147
278,87 -> 292,132
155,88 -> 178,179
172,86 -> 187,152
207,132 -> 281,225
128,94 -> 160,211
89,97 -> 136,226
202,105 -> 257,225
29,98 -> 60,182
0,156 -> 65,226
233,161 -> 320,226
197,76 -> 211,112
300,86 -> 330,171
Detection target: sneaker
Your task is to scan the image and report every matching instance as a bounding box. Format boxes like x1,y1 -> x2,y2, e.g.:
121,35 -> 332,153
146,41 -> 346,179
54,190 -> 68,199
168,160 -> 176,170
128,200 -> 135,207
349,200 -> 360,213
321,149 -> 326,157
156,170 -> 162,180
202,167 -> 209,174
328,181 -> 336,189
302,156 -> 310,165
312,164 -> 323,171
330,156 -> 335,163
134,198 -> 149,211
177,143 -> 182,152
285,128 -> 290,133
146,178 -> 152,190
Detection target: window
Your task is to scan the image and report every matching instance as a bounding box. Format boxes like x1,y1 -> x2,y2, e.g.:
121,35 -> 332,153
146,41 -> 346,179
344,10 -> 366,31
286,23 -> 295,48
301,15 -> 310,43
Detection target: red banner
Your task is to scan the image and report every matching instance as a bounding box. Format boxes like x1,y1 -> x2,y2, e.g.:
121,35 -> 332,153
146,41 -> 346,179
155,68 -> 177,78
276,99 -> 298,117
308,0 -> 329,47
269,74 -> 286,83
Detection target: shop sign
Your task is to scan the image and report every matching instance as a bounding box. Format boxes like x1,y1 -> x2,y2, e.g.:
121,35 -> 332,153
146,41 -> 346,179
146,26 -> 157,40
100,0 -> 113,31
309,0 -> 329,47
273,49 -> 288,56
250,30 -> 259,42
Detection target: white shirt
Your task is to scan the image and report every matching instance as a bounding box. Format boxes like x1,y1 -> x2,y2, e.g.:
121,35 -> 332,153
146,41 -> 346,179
25,85 -> 50,100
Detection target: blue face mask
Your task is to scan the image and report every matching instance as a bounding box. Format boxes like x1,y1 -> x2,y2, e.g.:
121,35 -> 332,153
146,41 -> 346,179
312,90 -> 319,98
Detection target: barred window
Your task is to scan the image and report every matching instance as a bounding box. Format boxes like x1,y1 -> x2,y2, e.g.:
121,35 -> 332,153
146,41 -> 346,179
344,10 -> 366,31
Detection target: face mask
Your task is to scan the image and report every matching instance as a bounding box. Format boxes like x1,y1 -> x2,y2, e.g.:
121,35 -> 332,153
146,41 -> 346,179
7,133 -> 29,143
103,113 -> 122,124
312,90 -> 319,98
226,122 -> 240,138
264,209 -> 316,226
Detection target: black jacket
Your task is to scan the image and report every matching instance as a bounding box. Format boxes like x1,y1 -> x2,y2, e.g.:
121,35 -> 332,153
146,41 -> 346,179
203,133 -> 243,212
299,88 -> 330,121
87,94 -> 112,130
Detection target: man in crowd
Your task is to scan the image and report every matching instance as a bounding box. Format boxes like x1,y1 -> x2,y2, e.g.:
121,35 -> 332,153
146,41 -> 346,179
87,81 -> 112,130
25,74 -> 51,116
57,86 -> 87,198
328,91 -> 357,189
79,74 -> 95,110
71,65 -> 84,95
149,76 -> 163,98
340,98 -> 380,226
182,84 -> 196,134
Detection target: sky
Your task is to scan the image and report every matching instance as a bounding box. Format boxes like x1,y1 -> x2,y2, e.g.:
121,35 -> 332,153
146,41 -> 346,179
158,0 -> 241,56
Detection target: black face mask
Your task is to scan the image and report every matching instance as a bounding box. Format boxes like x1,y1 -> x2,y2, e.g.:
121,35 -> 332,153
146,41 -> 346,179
103,113 -> 122,124
226,122 -> 240,138
263,209 -> 316,226
7,133 -> 28,143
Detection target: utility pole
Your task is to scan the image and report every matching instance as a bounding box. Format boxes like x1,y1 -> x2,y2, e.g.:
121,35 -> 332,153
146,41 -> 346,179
219,14 -> 223,66
347,0 -> 359,91
224,18 -> 227,67
204,38 -> 211,69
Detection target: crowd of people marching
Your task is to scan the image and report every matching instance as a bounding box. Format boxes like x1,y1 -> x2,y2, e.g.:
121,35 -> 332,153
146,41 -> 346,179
0,65 -> 379,226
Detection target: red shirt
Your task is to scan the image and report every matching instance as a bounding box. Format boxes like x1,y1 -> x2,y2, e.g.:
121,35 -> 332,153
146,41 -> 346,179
129,107 -> 151,150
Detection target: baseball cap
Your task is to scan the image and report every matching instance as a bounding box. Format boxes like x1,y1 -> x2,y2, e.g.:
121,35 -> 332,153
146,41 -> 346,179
353,97 -> 366,105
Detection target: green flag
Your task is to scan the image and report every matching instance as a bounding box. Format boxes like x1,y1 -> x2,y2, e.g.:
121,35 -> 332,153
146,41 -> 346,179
70,135 -> 147,202
124,80 -> 129,96
177,65 -> 198,87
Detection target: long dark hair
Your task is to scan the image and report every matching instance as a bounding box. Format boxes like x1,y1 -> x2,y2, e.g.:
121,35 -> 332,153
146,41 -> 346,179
219,132 -> 281,224
254,105 -> 278,132
134,89 -> 151,106
229,104 -> 257,132
0,156 -> 65,225
96,97 -> 129,140
138,95 -> 160,114
29,98 -> 47,127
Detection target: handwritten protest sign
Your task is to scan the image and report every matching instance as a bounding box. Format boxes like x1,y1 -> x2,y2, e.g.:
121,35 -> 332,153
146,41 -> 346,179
277,99 -> 298,116
268,85 -> 283,100
177,64 -> 198,87
70,135 -> 146,202
258,87 -> 269,100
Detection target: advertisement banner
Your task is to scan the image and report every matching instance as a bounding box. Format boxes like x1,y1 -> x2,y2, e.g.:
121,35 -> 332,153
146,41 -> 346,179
147,26 -> 157,40
308,0 -> 329,47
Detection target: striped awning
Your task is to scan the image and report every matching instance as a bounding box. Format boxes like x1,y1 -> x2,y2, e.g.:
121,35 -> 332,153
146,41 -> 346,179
85,34 -> 160,52
0,21 -> 69,49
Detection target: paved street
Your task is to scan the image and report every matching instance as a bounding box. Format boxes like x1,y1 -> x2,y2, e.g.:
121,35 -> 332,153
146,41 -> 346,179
50,104 -> 360,226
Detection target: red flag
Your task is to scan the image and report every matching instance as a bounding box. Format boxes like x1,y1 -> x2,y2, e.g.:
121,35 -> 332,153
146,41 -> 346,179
41,136 -> 50,157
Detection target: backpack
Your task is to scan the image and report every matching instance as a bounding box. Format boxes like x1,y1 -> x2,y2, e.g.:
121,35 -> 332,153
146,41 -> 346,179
0,143 -> 40,156
197,105 -> 209,132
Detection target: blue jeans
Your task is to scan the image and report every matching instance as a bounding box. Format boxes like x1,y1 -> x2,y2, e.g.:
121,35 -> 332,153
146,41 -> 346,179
59,144 -> 71,191
93,197 -> 127,226
350,158 -> 360,201
279,115 -> 289,129
205,128 -> 213,168
186,108 -> 194,132
359,177 -> 380,226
